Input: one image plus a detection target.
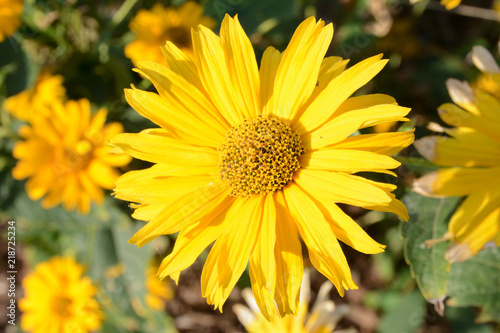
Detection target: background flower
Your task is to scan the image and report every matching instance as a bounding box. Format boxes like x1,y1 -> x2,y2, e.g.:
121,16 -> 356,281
19,257 -> 103,333
124,1 -> 216,66
0,0 -> 23,42
12,99 -> 131,214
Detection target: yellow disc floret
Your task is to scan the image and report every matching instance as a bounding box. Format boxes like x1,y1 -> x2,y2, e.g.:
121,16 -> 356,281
218,115 -> 305,197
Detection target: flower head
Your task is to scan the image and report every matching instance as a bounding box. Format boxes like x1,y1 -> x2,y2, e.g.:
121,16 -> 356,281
0,0 -> 23,42
4,72 -> 66,121
12,99 -> 131,214
124,1 -> 215,66
113,15 -> 413,319
414,46 -> 500,262
233,271 -> 354,333
19,257 -> 103,333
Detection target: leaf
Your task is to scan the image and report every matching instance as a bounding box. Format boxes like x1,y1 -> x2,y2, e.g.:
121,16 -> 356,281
447,248 -> 500,323
377,290 -> 427,333
401,191 -> 461,304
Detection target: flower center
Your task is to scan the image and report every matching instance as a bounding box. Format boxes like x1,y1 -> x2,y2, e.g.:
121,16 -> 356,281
51,295 -> 73,318
218,115 -> 305,197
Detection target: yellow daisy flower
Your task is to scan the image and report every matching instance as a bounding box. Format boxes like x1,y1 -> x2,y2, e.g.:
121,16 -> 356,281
414,61 -> 500,262
471,44 -> 500,100
3,72 -> 66,121
124,1 -> 216,66
233,270 -> 355,333
112,15 -> 413,319
0,0 -> 23,42
12,99 -> 131,214
146,265 -> 175,310
19,257 -> 103,333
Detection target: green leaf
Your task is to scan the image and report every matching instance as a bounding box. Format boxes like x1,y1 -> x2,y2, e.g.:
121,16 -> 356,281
401,191 -> 461,304
377,290 -> 427,333
447,248 -> 500,323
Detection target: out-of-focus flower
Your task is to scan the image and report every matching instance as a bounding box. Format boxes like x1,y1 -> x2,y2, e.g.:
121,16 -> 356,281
414,47 -> 500,262
233,271 -> 356,333
410,0 -> 460,10
145,266 -> 175,310
3,72 -> 66,121
113,15 -> 413,319
471,44 -> 500,100
12,99 -> 131,214
124,1 -> 215,66
0,0 -> 23,42
19,257 -> 103,333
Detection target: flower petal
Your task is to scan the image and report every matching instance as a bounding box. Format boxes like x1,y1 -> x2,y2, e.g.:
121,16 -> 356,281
300,148 -> 400,174
220,14 -> 261,119
294,169 -> 392,207
332,130 -> 415,156
271,17 -> 333,120
274,191 -> 303,316
295,54 -> 388,132
249,194 -> 276,321
283,184 -> 357,295
259,46 -> 282,116
201,196 -> 264,311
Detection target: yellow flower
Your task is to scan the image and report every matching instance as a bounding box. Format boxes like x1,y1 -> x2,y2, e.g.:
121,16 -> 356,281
0,0 -> 23,42
233,270 -> 355,333
145,266 -> 174,310
410,0 -> 460,10
414,55 -> 500,262
12,99 -> 131,214
113,15 -> 413,319
124,1 -> 215,66
19,257 -> 103,333
471,44 -> 500,100
3,72 -> 66,121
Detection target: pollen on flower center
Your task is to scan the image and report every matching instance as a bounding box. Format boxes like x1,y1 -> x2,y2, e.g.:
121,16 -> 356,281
218,115 -> 305,197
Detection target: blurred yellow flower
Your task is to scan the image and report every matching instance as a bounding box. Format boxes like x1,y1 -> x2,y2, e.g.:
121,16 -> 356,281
0,0 -> 23,42
19,257 -> 103,333
414,49 -> 500,261
471,44 -> 500,100
233,271 -> 355,333
124,1 -> 215,66
113,15 -> 413,319
12,99 -> 131,214
146,266 -> 174,310
410,0 -> 460,10
3,72 -> 66,121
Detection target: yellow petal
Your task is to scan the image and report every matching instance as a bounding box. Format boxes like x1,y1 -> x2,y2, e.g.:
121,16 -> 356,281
283,184 -> 357,295
128,179 -> 229,246
294,169 -> 391,207
308,195 -> 386,254
274,191 -> 303,316
304,104 -> 410,149
161,41 -> 205,93
300,148 -> 400,175
88,160 -> 120,190
271,17 -> 333,120
414,134 -> 500,167
110,131 -> 218,166
296,54 -> 388,132
249,194 -> 276,321
157,195 -> 236,279
201,196 -> 264,311
260,46 -> 282,116
447,206 -> 500,262
438,103 -> 500,142
192,25 -> 244,125
332,130 -> 415,156
414,167 -> 500,197
361,192 -> 409,221
449,186 -> 500,239
124,88 -> 222,147
220,14 -> 261,119
135,60 -> 229,131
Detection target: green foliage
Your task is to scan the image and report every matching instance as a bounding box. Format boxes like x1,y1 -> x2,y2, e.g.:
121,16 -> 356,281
403,191 -> 500,326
